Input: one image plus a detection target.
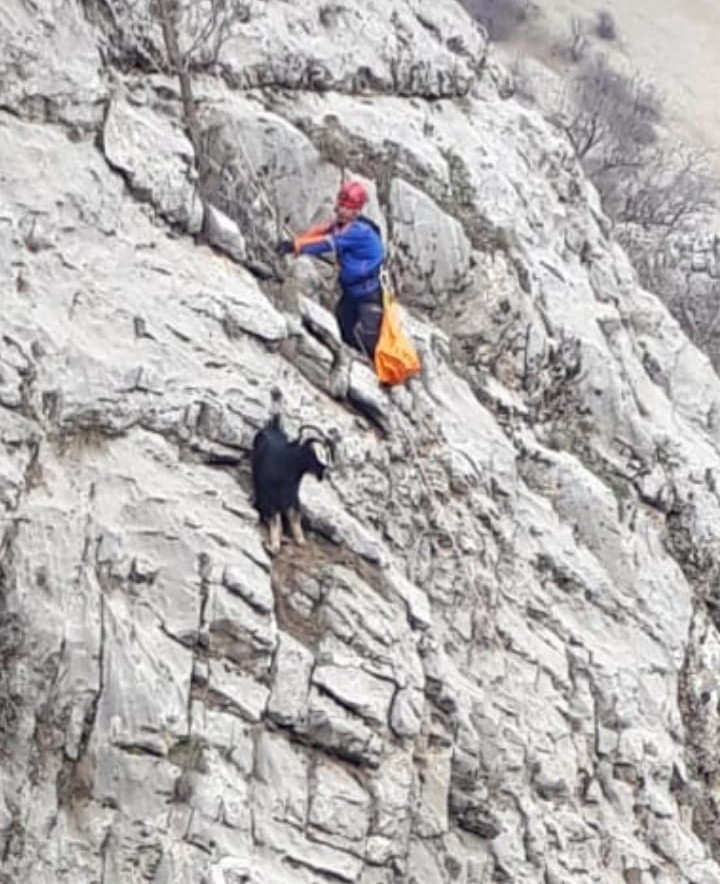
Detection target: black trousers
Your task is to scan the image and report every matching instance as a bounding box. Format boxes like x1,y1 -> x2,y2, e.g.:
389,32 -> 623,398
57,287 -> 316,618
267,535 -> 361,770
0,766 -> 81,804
335,290 -> 383,359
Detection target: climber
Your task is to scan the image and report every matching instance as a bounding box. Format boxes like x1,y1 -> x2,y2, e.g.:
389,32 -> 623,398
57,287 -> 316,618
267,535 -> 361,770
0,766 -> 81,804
275,180 -> 385,361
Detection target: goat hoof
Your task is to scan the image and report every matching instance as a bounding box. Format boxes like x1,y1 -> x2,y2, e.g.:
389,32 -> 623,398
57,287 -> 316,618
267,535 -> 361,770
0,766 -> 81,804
264,542 -> 280,557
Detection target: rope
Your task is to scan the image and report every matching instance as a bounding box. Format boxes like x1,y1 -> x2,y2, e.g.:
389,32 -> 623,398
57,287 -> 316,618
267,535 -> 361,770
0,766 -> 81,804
393,406 -> 481,605
351,315 -> 482,607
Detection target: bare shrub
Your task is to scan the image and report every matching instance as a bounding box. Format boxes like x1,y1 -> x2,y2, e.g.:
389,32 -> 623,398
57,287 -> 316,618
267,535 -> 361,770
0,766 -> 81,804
561,52 -> 713,239
614,151 -> 719,365
563,54 -> 661,163
318,3 -> 346,27
558,49 -> 720,371
672,276 -> 720,354
87,0 -> 282,270
606,147 -> 715,231
87,0 -> 248,162
0,608 -> 24,758
461,0 -> 532,42
595,9 -> 618,41
554,17 -> 588,63
509,57 -> 536,104
635,261 -> 720,371
550,35 -> 720,376
568,17 -> 588,61
0,520 -> 26,760
87,0 -> 246,73
198,125 -> 282,266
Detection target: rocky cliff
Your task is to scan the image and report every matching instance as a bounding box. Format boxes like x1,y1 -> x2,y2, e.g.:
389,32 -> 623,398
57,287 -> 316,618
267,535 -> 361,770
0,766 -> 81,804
2,2 -> 720,883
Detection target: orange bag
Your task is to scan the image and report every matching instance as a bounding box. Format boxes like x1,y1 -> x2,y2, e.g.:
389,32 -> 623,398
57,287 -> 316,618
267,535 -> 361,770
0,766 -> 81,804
374,289 -> 422,386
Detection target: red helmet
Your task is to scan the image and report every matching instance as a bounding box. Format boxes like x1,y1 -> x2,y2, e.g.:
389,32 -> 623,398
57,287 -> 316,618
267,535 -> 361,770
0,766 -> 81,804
337,180 -> 368,211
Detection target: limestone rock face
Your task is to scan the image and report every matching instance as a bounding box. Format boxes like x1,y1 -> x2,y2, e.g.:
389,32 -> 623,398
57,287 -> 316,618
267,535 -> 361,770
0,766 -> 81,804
0,0 -> 106,131
102,94 -> 203,232
3,3 -> 720,884
214,0 -> 485,97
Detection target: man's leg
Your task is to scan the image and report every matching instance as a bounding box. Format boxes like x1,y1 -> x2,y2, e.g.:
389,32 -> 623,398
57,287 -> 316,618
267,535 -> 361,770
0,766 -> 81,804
329,295 -> 359,398
335,295 -> 361,350
355,296 -> 383,360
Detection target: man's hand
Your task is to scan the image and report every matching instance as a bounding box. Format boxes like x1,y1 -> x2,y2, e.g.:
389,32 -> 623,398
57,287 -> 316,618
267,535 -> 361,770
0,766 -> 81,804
275,239 -> 294,256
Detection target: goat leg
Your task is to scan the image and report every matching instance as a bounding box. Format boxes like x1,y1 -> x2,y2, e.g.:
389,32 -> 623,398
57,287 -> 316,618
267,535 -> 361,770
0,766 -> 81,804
266,513 -> 282,556
287,508 -> 306,546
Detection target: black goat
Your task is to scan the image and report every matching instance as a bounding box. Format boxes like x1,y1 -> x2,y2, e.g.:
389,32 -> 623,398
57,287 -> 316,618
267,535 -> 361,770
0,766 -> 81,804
251,414 -> 331,555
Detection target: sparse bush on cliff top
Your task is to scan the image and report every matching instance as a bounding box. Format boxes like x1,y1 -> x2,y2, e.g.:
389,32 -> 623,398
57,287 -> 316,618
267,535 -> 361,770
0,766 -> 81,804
595,9 -> 618,41
461,0 -> 533,42
564,53 -> 661,162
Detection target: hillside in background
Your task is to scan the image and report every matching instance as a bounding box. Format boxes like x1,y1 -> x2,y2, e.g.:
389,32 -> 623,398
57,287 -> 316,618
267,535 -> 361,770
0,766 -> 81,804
493,0 -> 720,168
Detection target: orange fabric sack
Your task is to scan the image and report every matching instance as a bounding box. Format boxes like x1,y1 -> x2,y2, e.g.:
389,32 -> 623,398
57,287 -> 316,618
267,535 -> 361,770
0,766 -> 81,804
374,289 -> 422,386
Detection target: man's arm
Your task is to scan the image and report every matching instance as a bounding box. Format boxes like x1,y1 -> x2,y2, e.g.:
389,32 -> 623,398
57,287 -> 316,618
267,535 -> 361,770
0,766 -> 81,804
294,221 -> 335,255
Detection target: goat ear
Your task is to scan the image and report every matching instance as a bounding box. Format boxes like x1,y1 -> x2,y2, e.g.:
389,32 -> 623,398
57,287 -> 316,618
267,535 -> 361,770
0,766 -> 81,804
310,439 -> 330,468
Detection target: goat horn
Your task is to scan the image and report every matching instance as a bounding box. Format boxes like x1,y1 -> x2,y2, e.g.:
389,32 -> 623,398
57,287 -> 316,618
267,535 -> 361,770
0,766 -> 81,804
297,425 -> 339,465
301,434 -> 335,465
297,424 -> 328,441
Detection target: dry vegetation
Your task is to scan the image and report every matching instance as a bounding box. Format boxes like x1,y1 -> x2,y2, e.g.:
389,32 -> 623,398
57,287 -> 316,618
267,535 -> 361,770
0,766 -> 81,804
86,0 -> 282,274
460,0 -> 536,41
466,0 -> 720,369
0,550 -> 24,759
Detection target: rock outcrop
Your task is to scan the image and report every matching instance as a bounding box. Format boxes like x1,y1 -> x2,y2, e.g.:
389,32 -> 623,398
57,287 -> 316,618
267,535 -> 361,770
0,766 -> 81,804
3,2 -> 720,883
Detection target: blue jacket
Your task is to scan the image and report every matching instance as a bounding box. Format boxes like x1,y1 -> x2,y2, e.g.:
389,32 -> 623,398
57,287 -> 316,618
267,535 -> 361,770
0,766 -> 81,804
295,216 -> 385,300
